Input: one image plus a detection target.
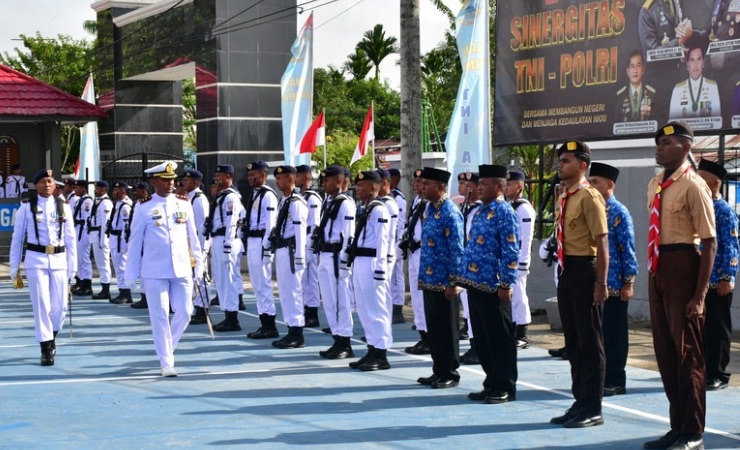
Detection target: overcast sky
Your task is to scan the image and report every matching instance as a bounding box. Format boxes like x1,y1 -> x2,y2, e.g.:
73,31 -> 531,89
0,0 -> 460,90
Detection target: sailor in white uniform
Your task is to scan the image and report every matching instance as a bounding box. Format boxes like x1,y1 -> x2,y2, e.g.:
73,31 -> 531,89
296,164 -> 322,328
108,181 -> 133,304
388,168 -> 407,324
125,161 -> 203,377
403,169 -> 430,355
5,164 -> 28,198
89,181 -> 113,300
10,169 -> 77,366
182,169 -> 211,325
70,180 -> 93,296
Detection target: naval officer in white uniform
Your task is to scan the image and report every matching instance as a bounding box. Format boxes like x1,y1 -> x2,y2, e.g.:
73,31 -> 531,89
10,169 -> 77,366
125,161 -> 203,377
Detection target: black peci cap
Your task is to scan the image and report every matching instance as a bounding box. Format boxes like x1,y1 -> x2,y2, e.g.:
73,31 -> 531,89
698,158 -> 727,180
421,167 -> 451,183
478,165 -> 508,179
589,162 -> 620,183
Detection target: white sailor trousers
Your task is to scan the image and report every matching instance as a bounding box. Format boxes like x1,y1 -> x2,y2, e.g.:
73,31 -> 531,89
27,268 -> 67,342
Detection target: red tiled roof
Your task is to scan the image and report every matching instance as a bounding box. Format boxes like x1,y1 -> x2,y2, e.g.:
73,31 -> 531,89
0,64 -> 107,120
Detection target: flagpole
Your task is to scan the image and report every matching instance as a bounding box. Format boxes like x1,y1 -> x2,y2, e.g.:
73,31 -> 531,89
322,108 -> 327,169
371,100 -> 375,169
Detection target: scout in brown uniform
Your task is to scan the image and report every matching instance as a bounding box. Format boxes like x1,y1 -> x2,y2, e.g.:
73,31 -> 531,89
549,141 -> 609,429
644,122 -> 716,450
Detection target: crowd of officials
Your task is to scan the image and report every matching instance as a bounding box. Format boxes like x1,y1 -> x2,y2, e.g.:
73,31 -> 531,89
8,121 -> 737,450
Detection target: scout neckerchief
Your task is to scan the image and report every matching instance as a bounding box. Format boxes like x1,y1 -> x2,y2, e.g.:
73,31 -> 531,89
556,181 -> 589,273
647,165 -> 692,275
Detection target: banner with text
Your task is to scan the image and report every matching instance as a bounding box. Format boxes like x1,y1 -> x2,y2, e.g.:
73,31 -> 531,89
494,0 -> 740,146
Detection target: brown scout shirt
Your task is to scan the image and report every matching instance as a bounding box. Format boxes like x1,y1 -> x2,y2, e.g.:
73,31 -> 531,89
558,177 -> 608,256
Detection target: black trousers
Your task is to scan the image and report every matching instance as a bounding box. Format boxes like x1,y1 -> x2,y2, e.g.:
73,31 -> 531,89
603,295 -> 629,388
705,288 -> 733,383
468,287 -> 518,394
557,256 -> 605,416
423,290 -> 460,380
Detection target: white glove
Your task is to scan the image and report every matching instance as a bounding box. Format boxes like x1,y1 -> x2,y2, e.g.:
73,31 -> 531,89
373,277 -> 386,289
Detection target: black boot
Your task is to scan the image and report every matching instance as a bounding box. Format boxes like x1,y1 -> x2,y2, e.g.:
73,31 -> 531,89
247,314 -> 280,339
74,279 -> 93,296
461,338 -> 479,365
210,296 -> 220,306
214,311 -> 241,332
392,304 -> 406,324
51,332 -> 57,357
459,319 -> 470,340
272,326 -> 305,349
190,306 -> 208,325
131,293 -> 148,309
73,276 -> 80,290
349,346 -> 375,369
92,283 -> 111,300
359,347 -> 391,371
327,336 -> 354,360
40,341 -> 54,366
516,324 -> 530,350
238,294 -> 245,311
320,335 -> 340,358
405,330 -> 431,354
110,288 -> 132,304
305,306 -> 320,328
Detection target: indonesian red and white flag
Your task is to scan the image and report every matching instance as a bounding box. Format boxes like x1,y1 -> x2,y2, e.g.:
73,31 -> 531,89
350,104 -> 374,166
295,110 -> 325,155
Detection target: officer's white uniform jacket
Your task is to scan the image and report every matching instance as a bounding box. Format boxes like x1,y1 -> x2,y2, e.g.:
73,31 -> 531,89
273,192 -> 308,264
5,175 -> 27,198
90,194 -> 113,247
109,196 -> 132,253
669,76 -> 722,119
125,193 -> 203,281
211,186 -> 242,253
188,187 -> 210,251
10,195 -> 77,274
247,185 -> 278,250
512,198 -> 536,272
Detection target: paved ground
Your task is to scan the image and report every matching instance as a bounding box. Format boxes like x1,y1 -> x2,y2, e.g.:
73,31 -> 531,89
1,275 -> 740,449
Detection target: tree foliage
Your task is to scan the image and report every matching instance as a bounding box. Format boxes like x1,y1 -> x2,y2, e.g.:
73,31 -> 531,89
312,129 -> 374,175
357,24 -> 399,81
343,48 -> 373,81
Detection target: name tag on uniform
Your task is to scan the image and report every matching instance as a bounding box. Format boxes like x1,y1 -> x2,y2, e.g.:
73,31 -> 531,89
523,218 -> 532,222
152,215 -> 162,220
379,218 -> 388,223
267,207 -> 276,211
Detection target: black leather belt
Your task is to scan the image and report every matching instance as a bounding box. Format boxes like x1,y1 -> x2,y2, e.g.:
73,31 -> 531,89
212,228 -> 226,237
659,243 -> 696,253
355,247 -> 376,257
109,230 -> 122,236
27,244 -> 65,254
88,226 -> 101,232
74,220 -> 85,226
320,242 -> 343,253
247,230 -> 266,238
275,236 -> 296,249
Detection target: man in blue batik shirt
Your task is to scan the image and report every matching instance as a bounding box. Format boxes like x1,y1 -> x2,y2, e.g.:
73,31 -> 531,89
697,159 -> 739,392
588,162 -> 638,397
457,164 -> 519,404
416,167 -> 464,389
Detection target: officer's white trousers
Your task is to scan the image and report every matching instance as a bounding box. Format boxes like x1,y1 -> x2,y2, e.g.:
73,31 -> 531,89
317,252 -> 353,337
142,277 -> 193,369
27,268 -> 67,342
352,257 -> 392,350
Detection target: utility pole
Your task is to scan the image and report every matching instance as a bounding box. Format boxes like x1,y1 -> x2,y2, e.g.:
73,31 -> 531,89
400,0 -> 422,201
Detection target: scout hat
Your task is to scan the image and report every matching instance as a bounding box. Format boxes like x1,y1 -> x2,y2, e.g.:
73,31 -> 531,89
589,162 -> 620,183
144,161 -> 178,179
655,122 -> 694,143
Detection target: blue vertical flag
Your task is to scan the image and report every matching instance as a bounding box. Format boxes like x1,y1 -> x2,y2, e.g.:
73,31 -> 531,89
76,73 -> 101,193
445,0 -> 491,194
281,13 -> 314,167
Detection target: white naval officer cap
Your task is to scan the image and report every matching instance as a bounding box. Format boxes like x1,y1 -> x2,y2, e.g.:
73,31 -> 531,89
144,161 -> 178,179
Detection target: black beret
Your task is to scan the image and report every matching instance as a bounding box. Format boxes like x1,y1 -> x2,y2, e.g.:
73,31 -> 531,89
135,181 -> 149,190
182,169 -> 203,180
376,169 -> 390,180
479,165 -> 508,179
74,179 -> 88,187
95,180 -> 109,188
698,158 -> 727,180
421,167 -> 451,183
175,178 -> 185,187
247,160 -> 269,172
589,162 -> 620,183
216,164 -> 234,174
457,172 -> 466,182
296,165 -> 312,174
388,168 -> 401,178
355,171 -> 381,183
322,165 -> 343,178
32,169 -> 53,184
274,165 -> 297,176
11,164 -> 20,170
508,170 -> 526,181
462,171 -> 479,183
557,141 -> 591,161
413,169 -> 423,179
655,122 -> 694,143
343,167 -> 351,178
112,181 -> 131,189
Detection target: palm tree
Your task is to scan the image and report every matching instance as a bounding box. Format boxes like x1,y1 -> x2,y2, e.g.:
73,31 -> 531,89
343,48 -> 373,81
357,24 -> 399,81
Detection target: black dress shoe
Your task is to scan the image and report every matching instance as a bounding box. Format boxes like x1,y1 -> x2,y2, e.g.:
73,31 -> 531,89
358,352 -> 391,371
322,327 -> 331,334
706,378 -> 729,391
563,413 -> 604,428
247,327 -> 279,339
468,388 -> 492,401
644,430 -> 680,449
405,340 -> 431,355
550,408 -> 580,424
548,347 -> 566,358
666,434 -> 703,450
417,374 -> 440,386
430,379 -> 459,389
326,347 -> 354,359
485,390 -> 515,404
603,385 -> 627,396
